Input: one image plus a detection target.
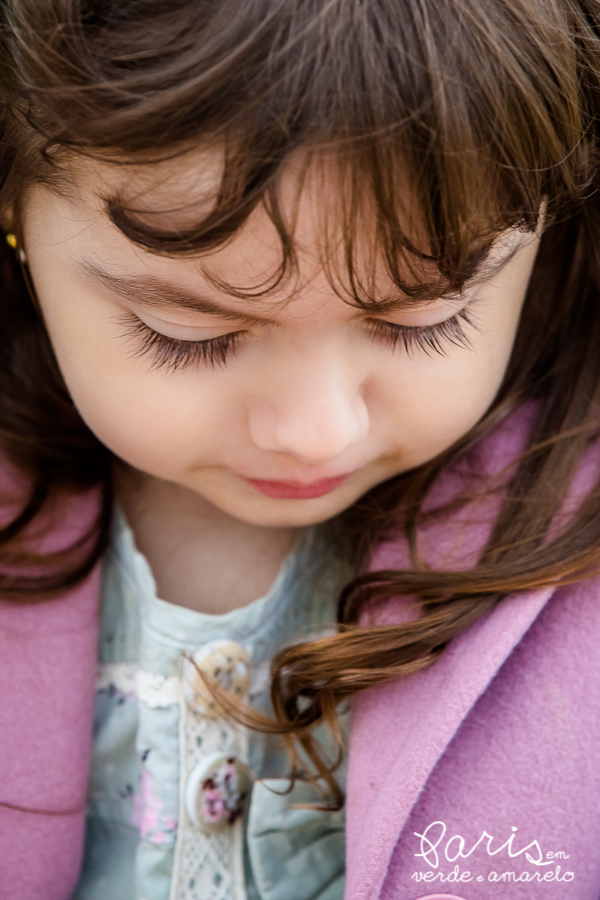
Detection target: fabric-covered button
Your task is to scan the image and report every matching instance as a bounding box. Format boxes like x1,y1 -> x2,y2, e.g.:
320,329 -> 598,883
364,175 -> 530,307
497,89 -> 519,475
185,752 -> 251,831
183,639 -> 251,719
413,895 -> 468,900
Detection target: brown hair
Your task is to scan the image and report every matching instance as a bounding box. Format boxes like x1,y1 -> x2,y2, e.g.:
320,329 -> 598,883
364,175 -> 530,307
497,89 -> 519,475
2,0 -> 600,802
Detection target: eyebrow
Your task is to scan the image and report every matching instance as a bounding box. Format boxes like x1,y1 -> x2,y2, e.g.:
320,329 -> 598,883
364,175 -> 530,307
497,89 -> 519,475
79,262 -> 274,325
79,260 -> 432,318
79,240 -> 525,322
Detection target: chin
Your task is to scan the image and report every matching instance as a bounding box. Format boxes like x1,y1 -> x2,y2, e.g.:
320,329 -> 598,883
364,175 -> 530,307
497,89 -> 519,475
217,493 -> 354,528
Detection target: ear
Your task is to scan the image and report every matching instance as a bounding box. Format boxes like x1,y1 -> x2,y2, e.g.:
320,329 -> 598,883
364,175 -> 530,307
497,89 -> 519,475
0,204 -> 15,233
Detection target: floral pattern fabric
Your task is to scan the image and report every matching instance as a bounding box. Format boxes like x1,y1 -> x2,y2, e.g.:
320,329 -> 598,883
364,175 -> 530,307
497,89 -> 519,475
73,509 -> 349,900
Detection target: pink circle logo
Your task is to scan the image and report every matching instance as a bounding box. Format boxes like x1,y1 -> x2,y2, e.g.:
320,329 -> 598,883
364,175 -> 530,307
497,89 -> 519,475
413,895 -> 467,900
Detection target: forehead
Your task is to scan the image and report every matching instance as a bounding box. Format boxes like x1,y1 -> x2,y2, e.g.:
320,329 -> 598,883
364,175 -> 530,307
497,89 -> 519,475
47,145 -> 421,252
33,148 -> 524,314
35,152 -> 357,273
58,147 -> 226,227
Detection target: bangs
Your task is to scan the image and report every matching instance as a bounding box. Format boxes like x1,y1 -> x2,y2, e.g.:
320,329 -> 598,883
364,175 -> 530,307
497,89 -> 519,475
104,139 -> 542,310
4,0 -> 599,302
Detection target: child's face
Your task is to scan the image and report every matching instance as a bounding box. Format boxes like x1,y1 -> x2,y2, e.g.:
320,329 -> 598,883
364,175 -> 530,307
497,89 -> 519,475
21,154 -> 539,528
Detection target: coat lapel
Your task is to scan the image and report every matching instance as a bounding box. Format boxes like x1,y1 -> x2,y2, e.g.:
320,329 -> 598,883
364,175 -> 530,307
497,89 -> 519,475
344,406 -> 560,899
345,584 -> 555,900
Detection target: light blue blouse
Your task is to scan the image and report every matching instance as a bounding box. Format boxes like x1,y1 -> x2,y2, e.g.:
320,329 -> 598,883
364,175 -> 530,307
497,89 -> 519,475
74,510 -> 350,900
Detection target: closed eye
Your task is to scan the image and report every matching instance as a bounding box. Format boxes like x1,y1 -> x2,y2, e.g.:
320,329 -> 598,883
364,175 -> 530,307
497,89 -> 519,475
117,303 -> 478,373
368,306 -> 477,356
118,313 -> 244,371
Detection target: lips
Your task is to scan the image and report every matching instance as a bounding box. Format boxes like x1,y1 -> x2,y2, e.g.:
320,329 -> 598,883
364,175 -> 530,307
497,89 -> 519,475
243,474 -> 350,499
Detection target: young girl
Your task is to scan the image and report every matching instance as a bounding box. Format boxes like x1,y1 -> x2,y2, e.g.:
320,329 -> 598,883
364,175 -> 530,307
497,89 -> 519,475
1,0 -> 600,898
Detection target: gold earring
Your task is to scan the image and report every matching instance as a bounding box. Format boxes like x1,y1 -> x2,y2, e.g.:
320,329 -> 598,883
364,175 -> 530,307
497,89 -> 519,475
6,232 -> 27,263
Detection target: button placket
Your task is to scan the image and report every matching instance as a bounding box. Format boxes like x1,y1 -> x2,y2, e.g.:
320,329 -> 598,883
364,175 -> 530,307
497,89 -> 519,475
170,640 -> 252,900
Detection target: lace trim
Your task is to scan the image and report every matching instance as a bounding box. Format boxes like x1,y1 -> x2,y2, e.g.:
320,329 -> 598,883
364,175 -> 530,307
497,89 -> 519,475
96,662 -> 137,695
137,671 -> 181,708
96,663 -> 181,707
169,691 -> 248,900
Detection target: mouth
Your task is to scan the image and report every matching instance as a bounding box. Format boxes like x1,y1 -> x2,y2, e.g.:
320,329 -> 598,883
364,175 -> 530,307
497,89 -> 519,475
242,474 -> 351,499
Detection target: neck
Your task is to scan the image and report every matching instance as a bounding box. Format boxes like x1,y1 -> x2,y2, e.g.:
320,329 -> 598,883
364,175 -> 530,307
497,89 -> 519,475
114,464 -> 303,615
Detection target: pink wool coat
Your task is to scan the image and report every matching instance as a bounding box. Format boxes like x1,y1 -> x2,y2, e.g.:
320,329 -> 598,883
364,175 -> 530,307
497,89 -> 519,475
1,410 -> 600,900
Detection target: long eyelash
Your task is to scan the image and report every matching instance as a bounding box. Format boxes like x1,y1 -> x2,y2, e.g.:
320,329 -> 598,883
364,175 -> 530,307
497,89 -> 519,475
369,307 -> 476,357
119,315 -> 242,371
119,306 -> 475,372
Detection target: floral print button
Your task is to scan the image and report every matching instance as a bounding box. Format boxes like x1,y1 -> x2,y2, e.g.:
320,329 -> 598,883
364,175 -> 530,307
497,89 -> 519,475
185,752 -> 251,831
183,639 -> 252,719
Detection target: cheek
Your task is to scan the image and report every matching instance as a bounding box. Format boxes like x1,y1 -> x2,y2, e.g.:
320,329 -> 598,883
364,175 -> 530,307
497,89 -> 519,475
76,383 -> 201,473
380,329 -> 516,462
75,371 -> 240,475
40,304 -> 237,474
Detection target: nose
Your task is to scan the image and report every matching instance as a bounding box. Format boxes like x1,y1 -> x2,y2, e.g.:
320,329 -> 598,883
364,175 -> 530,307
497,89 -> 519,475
248,355 -> 369,465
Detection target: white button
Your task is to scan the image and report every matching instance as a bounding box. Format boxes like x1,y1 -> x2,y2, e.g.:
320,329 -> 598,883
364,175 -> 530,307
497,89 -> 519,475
183,639 -> 252,719
185,752 -> 251,831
